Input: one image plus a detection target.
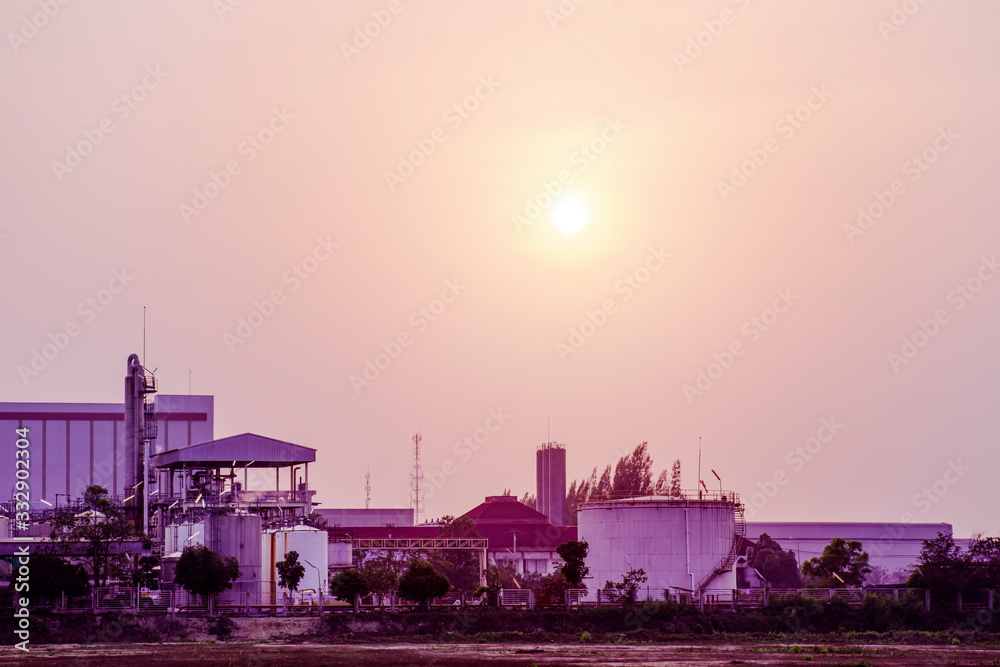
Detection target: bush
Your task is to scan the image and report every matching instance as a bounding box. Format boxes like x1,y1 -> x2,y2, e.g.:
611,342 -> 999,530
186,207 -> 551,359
398,559 -> 450,609
329,570 -> 370,603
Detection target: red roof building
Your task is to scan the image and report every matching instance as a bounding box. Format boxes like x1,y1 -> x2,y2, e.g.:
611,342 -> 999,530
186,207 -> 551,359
330,495 -> 578,575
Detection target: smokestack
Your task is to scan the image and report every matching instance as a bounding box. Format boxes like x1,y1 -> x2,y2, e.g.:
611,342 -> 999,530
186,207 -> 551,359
536,443 -> 567,526
125,354 -> 143,497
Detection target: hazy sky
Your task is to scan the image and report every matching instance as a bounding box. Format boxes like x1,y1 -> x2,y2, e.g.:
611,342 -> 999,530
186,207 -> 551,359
3,1 -> 999,538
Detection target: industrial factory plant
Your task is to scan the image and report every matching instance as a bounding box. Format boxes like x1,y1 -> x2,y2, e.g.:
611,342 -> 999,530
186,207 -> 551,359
3,4 -> 999,661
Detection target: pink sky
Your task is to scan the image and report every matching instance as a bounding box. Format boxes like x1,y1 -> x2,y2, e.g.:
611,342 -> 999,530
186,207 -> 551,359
2,1 -> 999,537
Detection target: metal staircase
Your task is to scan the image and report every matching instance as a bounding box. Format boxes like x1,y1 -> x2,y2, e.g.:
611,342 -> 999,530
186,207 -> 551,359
696,498 -> 745,593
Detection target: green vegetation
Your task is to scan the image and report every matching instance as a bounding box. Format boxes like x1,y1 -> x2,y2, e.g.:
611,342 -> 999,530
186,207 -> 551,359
276,550 -> 306,593
802,537 -> 871,587
329,569 -> 371,603
908,532 -> 1000,600
557,540 -> 589,588
605,567 -> 648,605
26,552 -> 90,601
174,545 -> 241,599
398,558 -> 451,609
432,515 -> 482,592
49,485 -> 136,587
750,534 -> 802,588
565,443 -> 682,524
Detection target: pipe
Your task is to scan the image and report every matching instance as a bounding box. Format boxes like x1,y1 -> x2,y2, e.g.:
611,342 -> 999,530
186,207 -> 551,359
685,508 -> 693,595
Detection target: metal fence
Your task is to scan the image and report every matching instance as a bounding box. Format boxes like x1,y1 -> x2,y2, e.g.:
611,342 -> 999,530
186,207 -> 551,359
15,586 -> 995,615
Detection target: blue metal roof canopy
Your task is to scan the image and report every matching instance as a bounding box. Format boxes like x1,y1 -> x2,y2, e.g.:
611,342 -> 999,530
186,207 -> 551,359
150,432 -> 316,468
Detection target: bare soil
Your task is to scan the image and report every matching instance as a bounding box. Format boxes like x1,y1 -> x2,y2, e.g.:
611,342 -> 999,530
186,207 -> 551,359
2,642 -> 1000,666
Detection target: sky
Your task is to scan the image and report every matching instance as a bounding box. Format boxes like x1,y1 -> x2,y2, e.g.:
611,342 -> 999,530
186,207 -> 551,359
2,1 -> 999,538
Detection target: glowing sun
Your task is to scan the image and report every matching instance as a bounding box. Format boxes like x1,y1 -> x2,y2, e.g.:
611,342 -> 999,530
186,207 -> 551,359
552,194 -> 587,234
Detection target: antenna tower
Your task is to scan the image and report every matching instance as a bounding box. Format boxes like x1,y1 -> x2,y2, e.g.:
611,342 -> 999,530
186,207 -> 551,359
365,468 -> 371,510
410,433 -> 424,525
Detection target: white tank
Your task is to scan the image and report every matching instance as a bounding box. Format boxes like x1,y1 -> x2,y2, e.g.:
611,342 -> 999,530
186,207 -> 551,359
263,525 -> 329,596
577,493 -> 742,598
164,521 -> 205,555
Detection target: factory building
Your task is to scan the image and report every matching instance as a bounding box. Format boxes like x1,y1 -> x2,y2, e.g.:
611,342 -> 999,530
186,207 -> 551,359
317,508 -> 414,528
745,521 -> 953,578
2,355 -> 326,602
338,495 -> 574,576
0,393 -> 212,502
463,495 -> 576,574
577,491 -> 745,597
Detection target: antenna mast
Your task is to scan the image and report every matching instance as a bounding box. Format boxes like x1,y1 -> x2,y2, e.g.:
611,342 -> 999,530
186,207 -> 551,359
410,433 -> 424,525
365,468 -> 371,510
698,436 -> 703,499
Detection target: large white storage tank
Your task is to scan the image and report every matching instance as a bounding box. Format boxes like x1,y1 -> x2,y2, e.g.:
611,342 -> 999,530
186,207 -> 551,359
262,525 -> 328,596
577,493 -> 743,597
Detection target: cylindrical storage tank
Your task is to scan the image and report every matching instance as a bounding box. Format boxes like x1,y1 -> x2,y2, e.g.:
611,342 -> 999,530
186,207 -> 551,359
164,521 -> 205,554
206,513 -> 262,594
267,526 -> 329,595
328,540 -> 353,569
577,495 -> 740,597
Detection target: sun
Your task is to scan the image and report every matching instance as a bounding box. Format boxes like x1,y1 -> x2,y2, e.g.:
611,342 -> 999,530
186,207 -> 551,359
552,194 -> 587,234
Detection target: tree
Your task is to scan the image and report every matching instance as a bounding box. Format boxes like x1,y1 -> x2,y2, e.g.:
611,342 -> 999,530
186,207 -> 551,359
967,535 -> 1000,590
174,545 -> 241,599
277,550 -> 306,593
801,538 -> 870,587
538,571 -> 572,605
606,567 -> 647,605
653,469 -> 670,495
669,459 -> 682,498
49,485 -> 135,587
330,569 -> 370,602
565,480 -> 579,526
131,554 -> 159,589
398,558 -> 450,609
27,553 -> 89,602
596,465 -> 612,497
557,540 -> 590,589
519,492 -> 536,510
749,534 -> 802,588
434,515 -> 482,592
612,442 -> 654,494
357,550 -> 405,600
907,531 -> 976,598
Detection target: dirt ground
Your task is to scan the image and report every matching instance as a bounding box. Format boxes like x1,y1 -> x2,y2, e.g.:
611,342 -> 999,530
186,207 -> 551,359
2,642 -> 1000,666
